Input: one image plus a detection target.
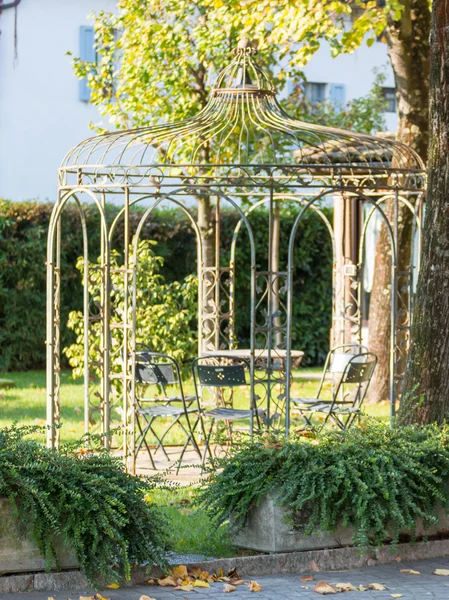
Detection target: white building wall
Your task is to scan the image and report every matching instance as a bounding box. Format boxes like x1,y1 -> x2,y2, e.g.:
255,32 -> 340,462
0,0 -> 115,202
0,1 -> 398,202
302,39 -> 398,132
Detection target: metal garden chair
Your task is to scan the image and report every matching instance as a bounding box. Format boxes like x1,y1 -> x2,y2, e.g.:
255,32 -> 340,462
191,354 -> 259,465
291,344 -> 377,431
134,350 -> 201,471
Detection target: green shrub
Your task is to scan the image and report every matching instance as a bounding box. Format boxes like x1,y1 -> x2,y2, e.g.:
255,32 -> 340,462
196,421 -> 449,550
0,425 -> 168,584
64,240 -> 198,383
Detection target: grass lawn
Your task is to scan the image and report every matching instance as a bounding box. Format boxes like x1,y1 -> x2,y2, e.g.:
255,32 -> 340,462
0,368 -> 392,445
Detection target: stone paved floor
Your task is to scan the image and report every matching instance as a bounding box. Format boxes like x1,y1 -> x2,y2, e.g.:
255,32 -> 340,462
6,557 -> 449,599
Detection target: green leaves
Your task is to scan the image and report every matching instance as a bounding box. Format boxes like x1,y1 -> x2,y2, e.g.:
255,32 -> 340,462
0,425 -> 167,585
71,0 -> 392,135
64,239 -> 198,383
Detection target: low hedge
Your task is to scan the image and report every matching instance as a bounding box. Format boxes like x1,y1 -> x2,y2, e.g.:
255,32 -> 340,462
0,426 -> 167,584
196,421 -> 449,550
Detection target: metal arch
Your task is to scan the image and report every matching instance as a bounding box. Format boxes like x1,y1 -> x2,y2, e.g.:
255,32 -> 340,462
46,188 -> 111,449
128,195 -> 204,473
228,193 -> 337,348
340,190 -> 399,424
284,189 -> 397,435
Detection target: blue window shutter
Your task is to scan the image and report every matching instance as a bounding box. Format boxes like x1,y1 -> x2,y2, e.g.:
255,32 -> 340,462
79,25 -> 96,102
329,83 -> 346,109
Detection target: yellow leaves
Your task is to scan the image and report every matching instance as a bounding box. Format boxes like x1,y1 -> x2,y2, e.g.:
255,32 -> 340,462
96,595 -> 110,600
434,569 -> 449,576
313,580 -> 337,594
391,595 -> 403,599
400,569 -> 420,575
194,579 -> 210,588
248,580 -> 262,592
172,565 -> 188,580
105,583 -> 120,589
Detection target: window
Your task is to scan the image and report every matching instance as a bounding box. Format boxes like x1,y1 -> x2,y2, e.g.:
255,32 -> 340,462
304,82 -> 326,106
329,83 -> 346,109
382,87 -> 397,113
79,26 -> 96,102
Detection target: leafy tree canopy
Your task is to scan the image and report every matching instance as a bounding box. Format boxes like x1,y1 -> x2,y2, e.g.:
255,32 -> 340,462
72,0 -> 401,132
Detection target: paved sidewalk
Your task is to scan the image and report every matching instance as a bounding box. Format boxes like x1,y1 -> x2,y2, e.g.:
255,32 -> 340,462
5,557 -> 449,599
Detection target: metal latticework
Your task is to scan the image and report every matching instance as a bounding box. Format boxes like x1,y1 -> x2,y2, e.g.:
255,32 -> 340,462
47,39 -> 425,471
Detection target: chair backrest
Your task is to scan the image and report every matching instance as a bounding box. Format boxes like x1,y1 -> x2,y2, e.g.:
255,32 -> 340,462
331,351 -> 377,409
134,351 -> 185,405
135,353 -> 176,385
191,354 -> 252,410
196,364 -> 247,387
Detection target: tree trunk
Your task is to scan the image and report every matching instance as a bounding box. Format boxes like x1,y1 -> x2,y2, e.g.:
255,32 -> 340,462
367,0 -> 430,402
399,0 -> 449,425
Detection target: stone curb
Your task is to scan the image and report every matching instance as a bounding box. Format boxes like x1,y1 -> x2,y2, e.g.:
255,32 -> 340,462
3,539 -> 449,594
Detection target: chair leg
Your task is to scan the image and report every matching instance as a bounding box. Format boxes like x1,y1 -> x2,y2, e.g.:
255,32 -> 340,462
202,419 -> 215,469
136,417 -> 156,470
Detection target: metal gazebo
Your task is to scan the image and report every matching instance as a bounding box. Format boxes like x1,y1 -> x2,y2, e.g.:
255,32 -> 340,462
47,40 -> 425,469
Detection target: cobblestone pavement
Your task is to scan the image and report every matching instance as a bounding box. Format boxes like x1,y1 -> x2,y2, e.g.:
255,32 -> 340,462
6,557 -> 449,599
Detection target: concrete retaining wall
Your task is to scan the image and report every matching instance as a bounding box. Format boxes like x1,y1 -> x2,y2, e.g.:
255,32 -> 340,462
0,498 -> 79,574
231,491 -> 449,553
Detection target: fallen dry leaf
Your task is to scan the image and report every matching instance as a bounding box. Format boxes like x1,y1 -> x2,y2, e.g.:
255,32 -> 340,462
224,584 -> 237,593
400,569 -> 420,575
248,580 -> 262,592
139,596 -> 156,600
300,575 -> 314,582
228,568 -> 240,579
79,597 -> 95,600
367,583 -> 386,590
174,584 -> 194,592
434,569 -> 449,576
193,580 -> 210,588
357,585 -> 368,592
146,578 -> 156,585
158,576 -> 177,587
310,560 -> 320,572
314,581 -> 337,595
231,579 -> 244,585
335,582 -> 356,591
188,566 -> 202,579
391,595 -> 403,599
172,565 -> 189,580
199,570 -> 210,580
96,595 -> 110,600
105,583 -> 120,590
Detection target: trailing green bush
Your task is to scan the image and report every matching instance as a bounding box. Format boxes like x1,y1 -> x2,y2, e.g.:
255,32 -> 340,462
0,425 -> 167,584
196,421 -> 449,550
0,200 -> 332,371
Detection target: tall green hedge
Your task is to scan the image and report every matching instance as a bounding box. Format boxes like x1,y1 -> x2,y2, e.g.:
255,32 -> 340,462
0,200 -> 332,371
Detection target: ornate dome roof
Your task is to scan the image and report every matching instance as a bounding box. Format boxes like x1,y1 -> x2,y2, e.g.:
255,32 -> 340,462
61,39 -> 424,190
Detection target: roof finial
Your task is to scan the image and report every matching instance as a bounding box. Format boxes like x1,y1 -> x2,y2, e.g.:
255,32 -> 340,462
234,38 -> 258,55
